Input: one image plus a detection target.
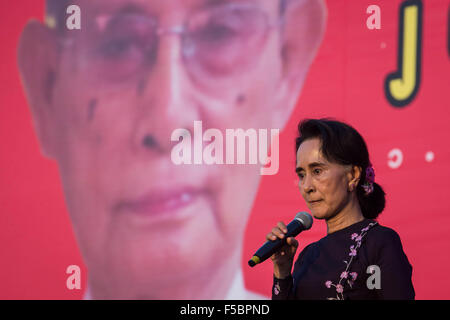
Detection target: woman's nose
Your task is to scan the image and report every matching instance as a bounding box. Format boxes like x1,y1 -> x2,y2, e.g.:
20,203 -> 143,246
301,174 -> 315,194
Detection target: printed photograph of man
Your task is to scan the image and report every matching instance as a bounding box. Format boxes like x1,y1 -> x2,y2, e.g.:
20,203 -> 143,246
17,0 -> 326,299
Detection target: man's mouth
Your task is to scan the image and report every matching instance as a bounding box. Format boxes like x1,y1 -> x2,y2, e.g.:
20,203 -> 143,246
114,187 -> 207,217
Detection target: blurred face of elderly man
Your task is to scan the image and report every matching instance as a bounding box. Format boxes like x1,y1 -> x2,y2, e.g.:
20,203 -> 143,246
18,0 -> 326,299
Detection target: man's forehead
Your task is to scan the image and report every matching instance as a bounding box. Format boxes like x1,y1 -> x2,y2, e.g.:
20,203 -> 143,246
79,0 -> 220,9
72,0 -> 274,13
47,0 -> 281,30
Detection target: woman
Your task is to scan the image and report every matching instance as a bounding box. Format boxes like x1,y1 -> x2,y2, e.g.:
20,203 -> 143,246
269,118 -> 415,300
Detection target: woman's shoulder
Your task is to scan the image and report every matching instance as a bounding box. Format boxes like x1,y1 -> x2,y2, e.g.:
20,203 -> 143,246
297,241 -> 318,256
368,221 -> 403,244
294,241 -> 319,265
365,221 -> 408,260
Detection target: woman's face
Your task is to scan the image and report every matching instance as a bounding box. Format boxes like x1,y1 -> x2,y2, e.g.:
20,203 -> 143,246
296,138 -> 354,220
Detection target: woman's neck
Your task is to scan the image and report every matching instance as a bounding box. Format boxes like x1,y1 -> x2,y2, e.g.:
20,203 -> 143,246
326,199 -> 365,235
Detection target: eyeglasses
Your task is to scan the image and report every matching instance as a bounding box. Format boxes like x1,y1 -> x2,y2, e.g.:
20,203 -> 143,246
59,2 -> 285,88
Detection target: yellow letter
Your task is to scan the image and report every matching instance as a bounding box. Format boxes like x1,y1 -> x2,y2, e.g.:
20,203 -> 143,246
385,0 -> 422,107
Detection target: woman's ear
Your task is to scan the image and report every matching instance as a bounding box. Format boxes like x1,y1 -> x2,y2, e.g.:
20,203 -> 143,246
348,165 -> 362,191
17,20 -> 60,158
272,0 -> 327,129
274,0 -> 327,129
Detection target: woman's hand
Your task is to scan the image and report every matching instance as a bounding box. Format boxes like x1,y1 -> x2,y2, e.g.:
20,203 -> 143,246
266,221 -> 299,279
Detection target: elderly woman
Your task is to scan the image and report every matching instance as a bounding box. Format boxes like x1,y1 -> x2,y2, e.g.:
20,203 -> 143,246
269,118 -> 415,300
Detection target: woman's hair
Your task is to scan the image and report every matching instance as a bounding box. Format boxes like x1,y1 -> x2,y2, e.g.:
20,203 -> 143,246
295,118 -> 385,219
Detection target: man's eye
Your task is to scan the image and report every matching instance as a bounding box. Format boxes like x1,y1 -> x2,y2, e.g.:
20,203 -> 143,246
197,24 -> 238,45
313,168 -> 322,175
98,33 -> 157,61
100,38 -> 136,58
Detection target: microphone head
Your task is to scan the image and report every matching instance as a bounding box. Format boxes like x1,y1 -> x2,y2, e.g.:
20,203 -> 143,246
294,212 -> 313,230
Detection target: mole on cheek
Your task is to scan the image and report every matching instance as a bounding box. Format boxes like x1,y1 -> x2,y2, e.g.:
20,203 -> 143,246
87,98 -> 98,122
236,93 -> 246,105
137,78 -> 147,96
45,71 -> 56,104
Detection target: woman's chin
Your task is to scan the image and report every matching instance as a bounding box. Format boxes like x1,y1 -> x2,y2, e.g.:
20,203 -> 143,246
310,210 -> 327,220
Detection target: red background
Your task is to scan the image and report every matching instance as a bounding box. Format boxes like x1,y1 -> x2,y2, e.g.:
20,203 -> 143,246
1,0 -> 449,299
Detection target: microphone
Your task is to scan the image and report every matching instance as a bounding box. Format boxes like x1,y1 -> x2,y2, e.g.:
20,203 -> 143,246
248,212 -> 313,267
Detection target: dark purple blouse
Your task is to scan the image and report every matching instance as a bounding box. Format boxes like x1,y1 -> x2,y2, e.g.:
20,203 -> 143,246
272,219 -> 415,300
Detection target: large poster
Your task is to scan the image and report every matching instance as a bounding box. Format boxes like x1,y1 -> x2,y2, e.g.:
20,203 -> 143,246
0,0 -> 449,299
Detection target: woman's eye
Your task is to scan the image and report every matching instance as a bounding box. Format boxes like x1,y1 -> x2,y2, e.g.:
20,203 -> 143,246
313,169 -> 322,175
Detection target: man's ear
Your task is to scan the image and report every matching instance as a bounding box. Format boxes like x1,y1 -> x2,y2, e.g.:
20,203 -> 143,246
17,20 -> 59,159
272,0 -> 327,129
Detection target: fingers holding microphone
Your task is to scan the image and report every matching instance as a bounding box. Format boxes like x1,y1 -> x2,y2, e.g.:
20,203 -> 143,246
266,222 -> 299,279
248,212 -> 312,273
267,222 -> 299,252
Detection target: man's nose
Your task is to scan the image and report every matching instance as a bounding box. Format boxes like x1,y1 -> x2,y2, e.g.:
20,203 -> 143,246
132,34 -> 200,155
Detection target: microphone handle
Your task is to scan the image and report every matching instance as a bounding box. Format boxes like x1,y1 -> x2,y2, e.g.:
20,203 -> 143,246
249,219 -> 303,267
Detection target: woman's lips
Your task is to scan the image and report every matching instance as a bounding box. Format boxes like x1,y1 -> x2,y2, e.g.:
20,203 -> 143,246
114,187 -> 205,217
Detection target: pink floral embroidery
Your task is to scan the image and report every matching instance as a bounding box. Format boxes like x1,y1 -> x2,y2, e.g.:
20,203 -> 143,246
368,265 -> 376,274
274,283 -> 280,295
325,221 -> 378,300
